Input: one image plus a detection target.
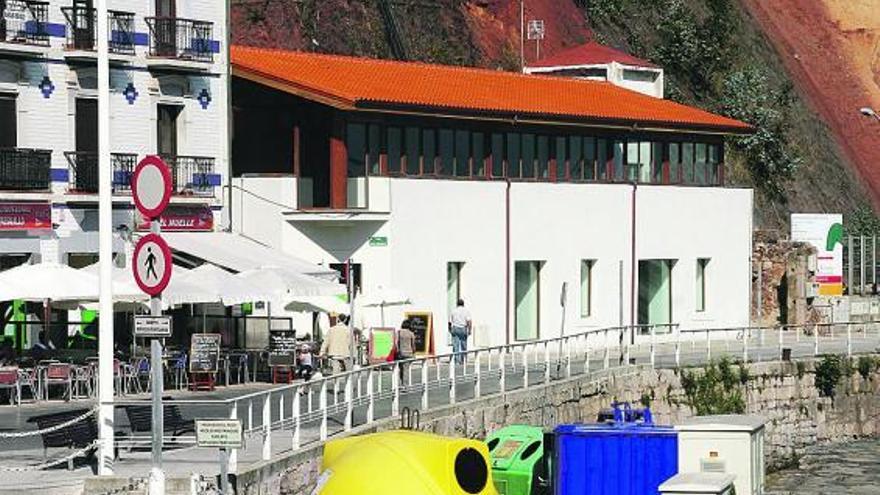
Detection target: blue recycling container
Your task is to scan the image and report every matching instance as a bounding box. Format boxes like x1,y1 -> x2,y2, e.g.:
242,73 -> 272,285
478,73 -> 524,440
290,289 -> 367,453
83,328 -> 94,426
553,422 -> 678,495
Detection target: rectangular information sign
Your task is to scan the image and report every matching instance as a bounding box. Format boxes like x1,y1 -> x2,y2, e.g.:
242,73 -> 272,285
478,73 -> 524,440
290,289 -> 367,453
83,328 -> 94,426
791,213 -> 844,296
190,333 -> 221,373
134,315 -> 172,338
268,329 -> 297,367
196,419 -> 243,449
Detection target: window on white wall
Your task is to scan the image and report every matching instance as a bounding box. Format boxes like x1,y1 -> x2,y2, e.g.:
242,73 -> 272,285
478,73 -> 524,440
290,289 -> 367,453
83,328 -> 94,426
0,93 -> 16,148
447,261 -> 463,313
515,261 -> 541,341
580,259 -> 595,317
696,258 -> 709,312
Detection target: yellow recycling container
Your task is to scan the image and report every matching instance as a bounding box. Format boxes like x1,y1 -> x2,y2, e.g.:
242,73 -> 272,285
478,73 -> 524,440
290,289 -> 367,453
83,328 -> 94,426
314,430 -> 499,495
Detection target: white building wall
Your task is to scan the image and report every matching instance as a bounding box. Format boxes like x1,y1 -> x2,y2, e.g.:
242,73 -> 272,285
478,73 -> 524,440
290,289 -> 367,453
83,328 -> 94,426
233,177 -> 753,352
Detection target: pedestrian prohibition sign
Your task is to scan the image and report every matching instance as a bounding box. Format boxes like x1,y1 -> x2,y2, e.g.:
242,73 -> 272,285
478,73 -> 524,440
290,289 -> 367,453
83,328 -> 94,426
133,233 -> 172,296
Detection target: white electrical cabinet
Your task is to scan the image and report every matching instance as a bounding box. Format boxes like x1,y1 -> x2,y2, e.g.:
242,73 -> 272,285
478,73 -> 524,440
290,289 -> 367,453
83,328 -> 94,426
659,473 -> 737,495
675,415 -> 767,495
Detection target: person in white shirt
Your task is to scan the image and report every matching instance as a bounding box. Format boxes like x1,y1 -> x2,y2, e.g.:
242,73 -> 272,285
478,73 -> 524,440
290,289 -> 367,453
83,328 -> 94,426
448,299 -> 472,365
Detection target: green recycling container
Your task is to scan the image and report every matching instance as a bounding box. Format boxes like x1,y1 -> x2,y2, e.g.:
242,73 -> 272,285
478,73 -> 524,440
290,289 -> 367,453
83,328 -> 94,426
485,425 -> 546,495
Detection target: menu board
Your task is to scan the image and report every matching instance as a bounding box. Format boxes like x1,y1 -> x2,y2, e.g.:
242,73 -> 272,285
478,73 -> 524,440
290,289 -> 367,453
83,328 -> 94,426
269,329 -> 297,366
404,311 -> 433,356
368,328 -> 396,364
190,333 -> 221,373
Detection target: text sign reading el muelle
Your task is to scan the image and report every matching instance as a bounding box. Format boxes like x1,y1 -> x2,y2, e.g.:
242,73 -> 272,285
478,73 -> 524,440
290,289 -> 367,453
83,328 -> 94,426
134,315 -> 172,338
196,420 -> 243,449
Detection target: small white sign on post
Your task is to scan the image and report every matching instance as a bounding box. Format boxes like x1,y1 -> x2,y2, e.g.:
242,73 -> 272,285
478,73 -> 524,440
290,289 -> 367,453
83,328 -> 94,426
196,420 -> 243,449
527,19 -> 545,40
134,316 -> 172,338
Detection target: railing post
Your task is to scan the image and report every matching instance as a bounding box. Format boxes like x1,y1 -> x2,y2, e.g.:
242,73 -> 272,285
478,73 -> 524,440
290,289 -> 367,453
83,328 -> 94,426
650,325 -> 656,369
847,323 -> 852,357
603,330 -> 610,370
743,328 -> 749,363
625,327 -> 631,366
522,346 -> 529,389
544,341 -> 551,383
262,391 -> 271,461
367,367 -> 375,424
449,355 -> 456,404
706,329 -> 711,361
292,386 -> 301,450
228,402 -> 238,473
500,348 -> 507,393
344,372 -> 353,431
392,362 -> 400,416
474,350 -> 482,398
565,337 -> 572,378
421,360 -> 429,409
814,324 -> 819,356
584,334 -> 591,373
675,329 -> 681,368
248,398 -> 254,433
279,392 -> 285,427
319,380 -> 328,441
778,326 -> 784,360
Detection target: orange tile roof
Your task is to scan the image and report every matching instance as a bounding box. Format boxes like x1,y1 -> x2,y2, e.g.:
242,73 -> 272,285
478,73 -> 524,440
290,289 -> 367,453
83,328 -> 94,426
231,46 -> 751,134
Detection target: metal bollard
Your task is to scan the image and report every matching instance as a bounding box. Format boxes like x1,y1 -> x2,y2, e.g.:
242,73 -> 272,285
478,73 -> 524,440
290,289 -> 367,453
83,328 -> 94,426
262,392 -> 271,461
292,386 -> 301,450
367,367 -> 375,423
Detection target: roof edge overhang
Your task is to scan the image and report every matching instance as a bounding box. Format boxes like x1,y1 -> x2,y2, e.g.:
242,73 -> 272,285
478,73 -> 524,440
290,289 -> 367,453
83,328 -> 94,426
232,65 -> 356,110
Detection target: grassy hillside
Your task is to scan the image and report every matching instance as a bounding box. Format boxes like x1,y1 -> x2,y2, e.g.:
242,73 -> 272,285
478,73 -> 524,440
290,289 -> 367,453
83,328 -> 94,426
231,0 -> 873,230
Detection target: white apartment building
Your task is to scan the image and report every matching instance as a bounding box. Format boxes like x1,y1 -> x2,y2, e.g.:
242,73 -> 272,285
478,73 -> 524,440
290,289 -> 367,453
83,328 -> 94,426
0,0 -> 229,272
230,47 -> 754,352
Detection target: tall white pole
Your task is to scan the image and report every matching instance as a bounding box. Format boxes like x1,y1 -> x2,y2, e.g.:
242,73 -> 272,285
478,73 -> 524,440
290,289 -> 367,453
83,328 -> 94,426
96,0 -> 115,476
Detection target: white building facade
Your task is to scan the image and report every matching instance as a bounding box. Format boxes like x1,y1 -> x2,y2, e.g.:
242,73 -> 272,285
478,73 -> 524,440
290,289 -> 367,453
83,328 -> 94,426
0,0 -> 229,271
230,47 -> 753,352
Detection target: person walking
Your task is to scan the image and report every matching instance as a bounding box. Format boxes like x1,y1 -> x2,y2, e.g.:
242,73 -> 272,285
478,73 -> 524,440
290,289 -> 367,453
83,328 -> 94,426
320,313 -> 353,374
396,318 -> 416,384
449,299 -> 472,365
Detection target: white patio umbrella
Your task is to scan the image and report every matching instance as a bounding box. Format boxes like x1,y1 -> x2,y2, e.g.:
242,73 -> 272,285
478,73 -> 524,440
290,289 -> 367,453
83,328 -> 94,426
0,262 -> 99,302
176,264 -> 268,306
235,266 -> 346,298
358,287 -> 411,326
284,295 -> 350,315
80,262 -> 151,303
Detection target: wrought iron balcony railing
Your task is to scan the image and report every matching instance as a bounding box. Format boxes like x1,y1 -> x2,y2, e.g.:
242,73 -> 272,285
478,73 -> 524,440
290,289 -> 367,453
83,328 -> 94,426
65,153 -> 216,196
144,17 -> 214,63
0,0 -> 49,46
61,8 -> 136,54
0,148 -> 51,191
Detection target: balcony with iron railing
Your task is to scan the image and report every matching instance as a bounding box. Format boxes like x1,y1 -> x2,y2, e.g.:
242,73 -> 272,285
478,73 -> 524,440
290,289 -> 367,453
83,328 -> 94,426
0,0 -> 49,48
65,152 -> 217,197
0,148 -> 51,191
60,7 -> 136,55
144,17 -> 214,63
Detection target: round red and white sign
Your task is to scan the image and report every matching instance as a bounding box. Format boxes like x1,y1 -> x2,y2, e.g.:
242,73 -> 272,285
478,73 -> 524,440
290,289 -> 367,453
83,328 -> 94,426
132,155 -> 172,219
132,233 -> 173,297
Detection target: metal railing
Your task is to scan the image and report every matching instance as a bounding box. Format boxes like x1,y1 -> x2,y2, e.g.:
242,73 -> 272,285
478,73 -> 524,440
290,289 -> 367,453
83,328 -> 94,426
160,154 -> 216,197
0,148 -> 51,190
0,0 -> 49,46
64,151 -> 137,194
103,321 -> 880,472
60,8 -> 135,54
144,17 -> 214,62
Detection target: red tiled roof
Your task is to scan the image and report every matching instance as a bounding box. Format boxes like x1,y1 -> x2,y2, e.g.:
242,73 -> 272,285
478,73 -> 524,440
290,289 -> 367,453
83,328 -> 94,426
528,41 -> 659,69
231,46 -> 750,134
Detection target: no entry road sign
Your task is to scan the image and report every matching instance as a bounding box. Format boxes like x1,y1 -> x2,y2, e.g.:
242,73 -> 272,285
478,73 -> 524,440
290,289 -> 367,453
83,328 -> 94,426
132,155 -> 172,219
133,233 -> 172,296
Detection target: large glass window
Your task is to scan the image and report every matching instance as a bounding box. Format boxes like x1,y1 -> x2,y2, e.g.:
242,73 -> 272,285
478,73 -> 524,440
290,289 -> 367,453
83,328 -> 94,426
707,144 -> 720,185
613,141 -> 624,181
669,143 -> 681,183
472,132 -> 485,177
638,259 -> 674,328
0,94 -> 16,148
368,124 -> 380,175
422,128 -> 436,175
695,142 -> 707,185
405,126 -> 420,175
626,141 -> 639,182
387,127 -> 402,174
555,137 -> 567,180
447,262 -> 463,313
506,133 -> 521,179
521,133 -> 535,178
491,133 -> 505,177
682,143 -> 695,183
346,122 -> 366,177
568,136 -> 582,181
455,129 -> 470,177
651,142 -> 663,184
438,129 -> 454,176
696,258 -> 709,312
597,138 -> 608,181
580,260 -> 595,318
515,261 -> 541,340
536,135 -> 549,179
583,137 -> 596,181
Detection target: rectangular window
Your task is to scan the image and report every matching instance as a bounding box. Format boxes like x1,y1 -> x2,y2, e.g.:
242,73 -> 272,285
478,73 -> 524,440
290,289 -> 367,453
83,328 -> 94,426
536,135 -> 549,179
638,141 -> 651,183
682,142 -> 695,183
422,129 -> 436,175
568,136 -> 582,181
651,142 -> 663,184
514,261 -> 541,340
157,104 -> 181,156
472,132 -> 485,177
597,138 -> 608,181
638,259 -> 674,328
555,136 -> 567,180
707,144 -> 720,185
491,133 -> 505,177
455,129 -> 470,177
368,124 -> 381,175
387,127 -> 402,174
626,141 -> 639,182
669,143 -> 680,183
695,142 -> 707,185
696,258 -> 709,312
506,133 -> 521,178
613,141 -> 625,181
580,260 -> 595,318
438,129 -> 454,176
0,94 -> 15,148
583,137 -> 596,181
521,133 -> 535,178
346,122 -> 366,178
405,126 -> 420,175
447,262 -> 463,314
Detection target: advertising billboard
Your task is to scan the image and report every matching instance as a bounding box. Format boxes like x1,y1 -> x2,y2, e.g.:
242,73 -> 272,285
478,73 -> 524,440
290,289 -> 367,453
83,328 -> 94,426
791,213 -> 844,296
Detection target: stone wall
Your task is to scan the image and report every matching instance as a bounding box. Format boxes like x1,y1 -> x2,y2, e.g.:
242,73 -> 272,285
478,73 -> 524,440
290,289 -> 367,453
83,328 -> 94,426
236,357 -> 880,495
753,230 -> 820,326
